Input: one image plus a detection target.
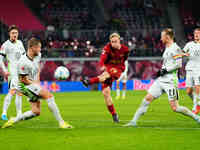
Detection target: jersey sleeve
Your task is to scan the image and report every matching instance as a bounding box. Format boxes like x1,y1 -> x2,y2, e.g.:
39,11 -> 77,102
0,43 -> 7,57
20,41 -> 26,54
0,43 -> 8,72
166,46 -> 182,72
183,43 -> 190,53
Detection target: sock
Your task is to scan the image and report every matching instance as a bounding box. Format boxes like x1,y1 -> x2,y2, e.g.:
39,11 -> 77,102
131,99 -> 150,123
192,93 -> 197,111
47,96 -> 64,124
14,110 -> 36,123
2,93 -> 13,115
175,106 -> 199,120
107,104 -> 116,115
116,89 -> 120,97
89,77 -> 99,84
15,95 -> 22,116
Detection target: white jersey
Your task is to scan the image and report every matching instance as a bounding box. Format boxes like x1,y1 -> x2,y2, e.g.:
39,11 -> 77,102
183,41 -> 200,71
0,40 -> 25,76
17,53 -> 41,81
159,43 -> 182,83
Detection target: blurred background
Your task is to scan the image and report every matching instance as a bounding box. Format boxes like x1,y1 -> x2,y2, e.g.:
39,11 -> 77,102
0,0 -> 198,92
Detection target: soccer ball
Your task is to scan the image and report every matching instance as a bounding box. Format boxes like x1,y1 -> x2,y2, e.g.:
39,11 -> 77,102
54,66 -> 70,80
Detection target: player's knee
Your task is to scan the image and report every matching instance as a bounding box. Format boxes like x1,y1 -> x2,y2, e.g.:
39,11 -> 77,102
102,89 -> 110,97
32,110 -> 40,116
186,87 -> 193,95
9,89 -> 16,95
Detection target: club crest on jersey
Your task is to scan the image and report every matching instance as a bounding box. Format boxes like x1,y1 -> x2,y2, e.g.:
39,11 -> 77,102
21,66 -> 25,71
110,68 -> 117,73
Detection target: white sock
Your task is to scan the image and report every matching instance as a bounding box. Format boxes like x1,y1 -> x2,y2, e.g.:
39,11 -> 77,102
192,93 -> 197,111
122,90 -> 126,97
14,110 -> 37,123
2,93 -> 13,115
131,99 -> 150,123
116,89 -> 120,96
175,106 -> 199,120
15,95 -> 22,116
47,96 -> 64,124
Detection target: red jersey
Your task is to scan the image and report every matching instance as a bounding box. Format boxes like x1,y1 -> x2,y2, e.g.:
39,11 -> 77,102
99,43 -> 129,72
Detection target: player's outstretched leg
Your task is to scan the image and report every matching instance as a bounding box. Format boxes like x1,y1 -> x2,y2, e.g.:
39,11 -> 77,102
1,92 -> 14,120
40,89 -> 73,128
170,100 -> 200,123
123,98 -> 150,127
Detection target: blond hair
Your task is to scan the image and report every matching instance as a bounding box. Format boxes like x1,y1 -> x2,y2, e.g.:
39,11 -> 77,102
109,33 -> 120,40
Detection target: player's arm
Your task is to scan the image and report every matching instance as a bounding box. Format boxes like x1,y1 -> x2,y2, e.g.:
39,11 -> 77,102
99,49 -> 108,71
0,46 -> 9,77
166,52 -> 182,72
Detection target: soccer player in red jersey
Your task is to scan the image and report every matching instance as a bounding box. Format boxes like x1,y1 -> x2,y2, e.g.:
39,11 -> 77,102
81,33 -> 129,122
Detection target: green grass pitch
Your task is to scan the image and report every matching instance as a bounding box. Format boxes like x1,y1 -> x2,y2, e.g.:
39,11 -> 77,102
0,90 -> 200,150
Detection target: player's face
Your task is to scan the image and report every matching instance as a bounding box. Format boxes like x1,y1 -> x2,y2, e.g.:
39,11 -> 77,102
161,31 -> 168,44
9,29 -> 18,42
194,30 -> 200,42
32,43 -> 41,56
110,36 -> 121,49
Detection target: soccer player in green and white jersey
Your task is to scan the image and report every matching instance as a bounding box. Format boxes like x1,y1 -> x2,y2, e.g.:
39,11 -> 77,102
0,25 -> 25,120
124,28 -> 200,127
183,28 -> 200,114
2,37 -> 73,129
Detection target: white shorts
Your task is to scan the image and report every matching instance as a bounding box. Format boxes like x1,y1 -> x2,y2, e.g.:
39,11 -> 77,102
117,72 -> 127,83
186,70 -> 200,87
148,79 -> 179,101
8,76 -> 19,90
26,84 -> 42,96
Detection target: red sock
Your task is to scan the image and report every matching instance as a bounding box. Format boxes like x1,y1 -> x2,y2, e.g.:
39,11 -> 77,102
107,104 -> 116,115
195,105 -> 200,114
89,77 -> 99,84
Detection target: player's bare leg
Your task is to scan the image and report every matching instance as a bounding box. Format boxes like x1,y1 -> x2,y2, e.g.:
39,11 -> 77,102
186,87 -> 197,112
102,86 -> 119,123
124,93 -> 154,127
169,100 -> 200,123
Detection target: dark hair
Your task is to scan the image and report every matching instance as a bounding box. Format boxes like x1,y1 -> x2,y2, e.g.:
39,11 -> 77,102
8,25 -> 19,33
28,37 -> 41,48
162,28 -> 174,39
194,28 -> 200,32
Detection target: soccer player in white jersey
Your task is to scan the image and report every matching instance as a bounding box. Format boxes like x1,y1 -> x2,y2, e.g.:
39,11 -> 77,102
183,28 -> 200,114
115,60 -> 128,100
2,37 -> 73,129
124,28 -> 200,127
0,25 -> 25,120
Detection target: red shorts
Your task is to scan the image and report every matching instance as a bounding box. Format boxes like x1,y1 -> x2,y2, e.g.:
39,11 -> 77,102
101,66 -> 123,89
